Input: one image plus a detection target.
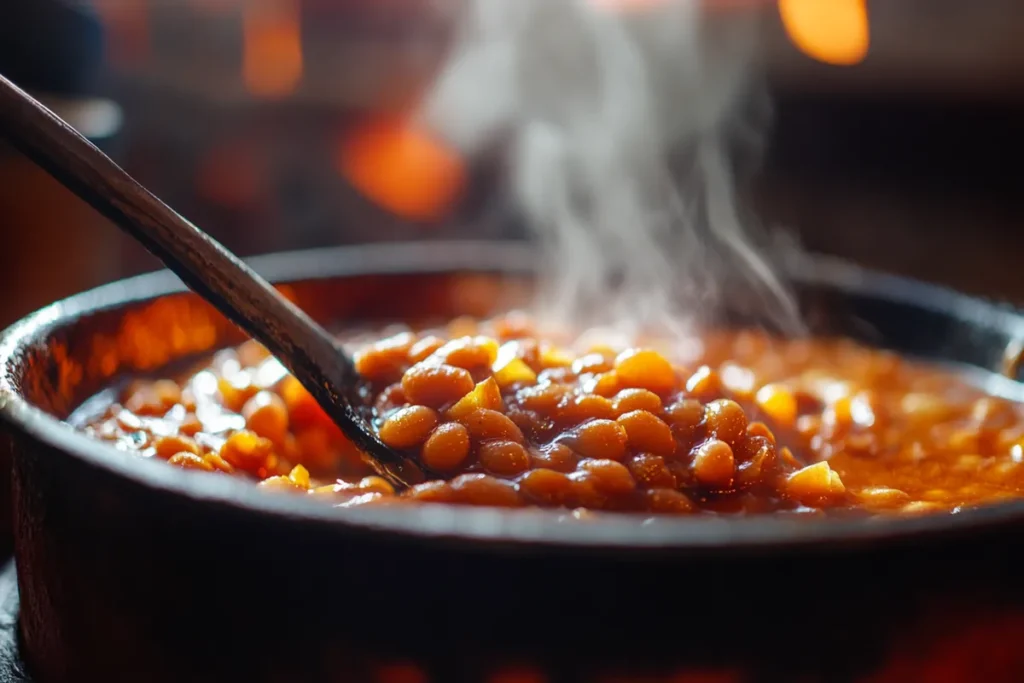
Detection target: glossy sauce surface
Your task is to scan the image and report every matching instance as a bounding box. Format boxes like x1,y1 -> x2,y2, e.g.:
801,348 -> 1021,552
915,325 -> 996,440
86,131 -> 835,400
76,315 -> 1024,516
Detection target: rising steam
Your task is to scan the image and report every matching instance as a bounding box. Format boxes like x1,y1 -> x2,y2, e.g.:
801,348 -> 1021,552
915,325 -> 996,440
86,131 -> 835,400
423,0 -> 802,346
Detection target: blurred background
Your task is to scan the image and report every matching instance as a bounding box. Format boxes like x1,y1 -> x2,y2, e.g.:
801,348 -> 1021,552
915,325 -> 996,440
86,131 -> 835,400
1,0 -> 1023,327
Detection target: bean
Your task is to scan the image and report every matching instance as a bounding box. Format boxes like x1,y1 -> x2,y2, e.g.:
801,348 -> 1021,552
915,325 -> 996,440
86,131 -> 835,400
379,406 -> 440,449
242,391 -> 289,443
517,384 -> 569,413
518,469 -> 573,506
401,363 -> 475,408
577,459 -> 636,495
645,488 -> 696,514
611,388 -> 663,416
571,419 -> 628,461
691,439 -> 735,490
154,435 -> 201,460
354,332 -> 415,383
590,372 -> 621,398
745,422 -> 776,445
614,349 -> 676,394
627,453 -> 677,489
685,366 -> 721,399
462,409 -> 525,445
665,399 -> 705,444
558,394 -> 615,424
167,452 -> 213,472
433,336 -> 500,370
479,441 -> 532,476
786,462 -> 845,505
617,410 -> 675,457
420,422 -> 471,471
220,430 -> 275,474
408,336 -> 446,364
704,400 -> 748,446
450,474 -> 522,507
530,443 -> 578,473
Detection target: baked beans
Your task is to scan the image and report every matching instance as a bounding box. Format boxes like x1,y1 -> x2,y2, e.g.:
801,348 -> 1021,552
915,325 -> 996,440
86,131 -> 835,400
77,316 -> 1024,516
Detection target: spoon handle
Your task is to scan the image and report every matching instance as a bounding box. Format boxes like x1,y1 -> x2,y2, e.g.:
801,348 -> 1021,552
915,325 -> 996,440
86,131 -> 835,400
0,73 -> 417,489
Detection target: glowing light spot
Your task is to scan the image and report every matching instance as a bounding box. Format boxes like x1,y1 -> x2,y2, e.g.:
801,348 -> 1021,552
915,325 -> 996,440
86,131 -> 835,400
337,115 -> 466,222
779,0 -> 869,66
243,0 -> 303,98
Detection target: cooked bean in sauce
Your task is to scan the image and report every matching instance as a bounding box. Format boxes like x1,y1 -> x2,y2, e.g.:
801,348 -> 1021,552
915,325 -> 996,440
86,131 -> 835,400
77,315 -> 1024,516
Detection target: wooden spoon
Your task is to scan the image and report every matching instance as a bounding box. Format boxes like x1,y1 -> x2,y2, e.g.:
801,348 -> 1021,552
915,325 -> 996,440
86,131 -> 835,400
0,73 -> 422,491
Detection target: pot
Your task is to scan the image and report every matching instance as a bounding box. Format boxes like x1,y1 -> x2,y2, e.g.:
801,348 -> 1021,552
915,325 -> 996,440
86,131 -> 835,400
2,241 -> 1024,683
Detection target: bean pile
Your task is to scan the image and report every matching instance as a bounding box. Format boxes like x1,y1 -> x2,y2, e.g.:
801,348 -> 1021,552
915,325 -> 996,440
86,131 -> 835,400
79,315 -> 1024,516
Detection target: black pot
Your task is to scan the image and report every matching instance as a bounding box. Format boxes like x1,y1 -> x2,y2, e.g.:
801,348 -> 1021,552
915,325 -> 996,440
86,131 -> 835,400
2,242 -> 1024,683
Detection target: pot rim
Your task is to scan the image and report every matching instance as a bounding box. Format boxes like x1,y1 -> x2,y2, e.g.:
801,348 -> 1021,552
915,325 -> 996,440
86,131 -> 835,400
3,240 -> 1024,553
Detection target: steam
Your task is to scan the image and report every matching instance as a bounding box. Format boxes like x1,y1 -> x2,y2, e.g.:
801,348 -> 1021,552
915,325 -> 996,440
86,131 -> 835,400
424,0 -> 802,345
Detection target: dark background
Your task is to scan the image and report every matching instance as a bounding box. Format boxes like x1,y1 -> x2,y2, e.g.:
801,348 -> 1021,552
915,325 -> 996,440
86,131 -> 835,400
1,0 -> 1022,327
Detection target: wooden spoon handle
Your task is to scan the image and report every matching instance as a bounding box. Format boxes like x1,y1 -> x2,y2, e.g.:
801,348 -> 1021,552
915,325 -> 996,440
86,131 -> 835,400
0,73 -> 416,489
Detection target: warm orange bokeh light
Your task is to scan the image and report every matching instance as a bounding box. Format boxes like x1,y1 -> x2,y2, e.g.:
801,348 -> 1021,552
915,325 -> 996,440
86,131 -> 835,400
243,0 -> 303,98
337,116 -> 466,222
778,0 -> 869,66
